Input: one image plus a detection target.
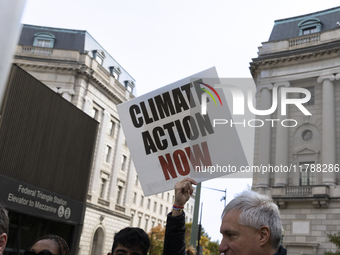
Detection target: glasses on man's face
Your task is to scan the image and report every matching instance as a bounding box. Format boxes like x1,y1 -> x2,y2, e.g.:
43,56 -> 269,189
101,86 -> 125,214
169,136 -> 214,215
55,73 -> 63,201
24,251 -> 57,255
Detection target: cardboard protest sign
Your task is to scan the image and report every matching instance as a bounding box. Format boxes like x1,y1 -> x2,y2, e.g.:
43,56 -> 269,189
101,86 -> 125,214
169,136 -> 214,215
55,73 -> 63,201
117,67 -> 247,196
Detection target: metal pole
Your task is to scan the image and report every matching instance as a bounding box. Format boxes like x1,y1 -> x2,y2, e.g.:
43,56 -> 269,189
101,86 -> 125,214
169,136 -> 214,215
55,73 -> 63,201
190,182 -> 201,248
197,202 -> 203,255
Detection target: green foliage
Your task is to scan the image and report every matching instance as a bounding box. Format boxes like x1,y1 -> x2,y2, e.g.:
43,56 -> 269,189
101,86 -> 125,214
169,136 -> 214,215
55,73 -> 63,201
325,232 -> 340,255
148,222 -> 220,255
206,241 -> 220,255
148,225 -> 165,255
184,222 -> 220,255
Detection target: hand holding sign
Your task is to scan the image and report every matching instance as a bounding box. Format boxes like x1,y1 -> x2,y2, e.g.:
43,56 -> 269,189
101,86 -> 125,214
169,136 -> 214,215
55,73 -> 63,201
174,177 -> 197,207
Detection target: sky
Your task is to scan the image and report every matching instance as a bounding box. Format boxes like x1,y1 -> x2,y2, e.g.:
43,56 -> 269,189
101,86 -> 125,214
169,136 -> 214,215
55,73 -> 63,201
20,0 -> 340,243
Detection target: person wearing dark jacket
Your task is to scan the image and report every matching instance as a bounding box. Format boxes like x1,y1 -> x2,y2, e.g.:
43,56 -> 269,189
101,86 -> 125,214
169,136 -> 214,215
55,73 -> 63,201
163,178 -> 287,255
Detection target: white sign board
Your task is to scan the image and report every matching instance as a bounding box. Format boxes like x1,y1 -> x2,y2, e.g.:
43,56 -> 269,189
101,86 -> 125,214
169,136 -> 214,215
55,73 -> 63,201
117,67 -> 247,196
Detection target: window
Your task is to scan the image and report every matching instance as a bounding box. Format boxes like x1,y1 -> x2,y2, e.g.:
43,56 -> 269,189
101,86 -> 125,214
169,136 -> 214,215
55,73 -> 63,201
99,178 -> 107,199
302,130 -> 313,141
165,207 -> 168,216
300,87 -> 314,105
303,27 -> 317,35
153,202 -> 157,212
33,32 -> 55,48
161,193 -> 164,199
133,192 -> 137,204
191,206 -> 193,213
116,186 -> 122,204
159,204 -> 163,215
167,193 -> 170,201
145,218 -> 149,232
147,199 -> 151,209
300,162 -> 316,186
109,66 -> 121,80
104,145 -> 111,163
138,216 -> 142,227
36,39 -> 52,48
93,50 -> 105,65
130,211 -> 135,226
298,18 -> 322,36
124,80 -> 135,94
108,120 -> 115,136
121,155 -> 127,171
140,195 -> 144,207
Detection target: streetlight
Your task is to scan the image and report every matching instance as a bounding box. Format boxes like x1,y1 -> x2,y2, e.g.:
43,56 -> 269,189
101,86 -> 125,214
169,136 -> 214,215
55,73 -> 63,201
202,186 -> 227,208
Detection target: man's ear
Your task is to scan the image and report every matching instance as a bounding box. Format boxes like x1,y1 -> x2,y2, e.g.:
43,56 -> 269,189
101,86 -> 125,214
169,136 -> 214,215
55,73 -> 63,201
0,233 -> 8,253
258,226 -> 270,246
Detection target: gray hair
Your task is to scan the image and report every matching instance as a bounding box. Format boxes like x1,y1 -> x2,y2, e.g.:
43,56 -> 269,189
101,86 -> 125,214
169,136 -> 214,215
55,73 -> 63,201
0,203 -> 9,234
221,190 -> 282,250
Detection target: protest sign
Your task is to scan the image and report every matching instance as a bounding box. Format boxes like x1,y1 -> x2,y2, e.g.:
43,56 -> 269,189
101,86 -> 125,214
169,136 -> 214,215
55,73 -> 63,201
117,67 -> 247,196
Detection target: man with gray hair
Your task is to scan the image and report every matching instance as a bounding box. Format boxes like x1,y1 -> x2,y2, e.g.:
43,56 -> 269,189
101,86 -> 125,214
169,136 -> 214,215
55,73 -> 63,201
0,203 -> 9,255
219,190 -> 286,255
163,178 -> 287,255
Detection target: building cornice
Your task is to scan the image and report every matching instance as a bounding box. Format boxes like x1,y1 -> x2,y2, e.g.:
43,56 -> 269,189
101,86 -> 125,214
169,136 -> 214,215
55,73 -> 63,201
249,39 -> 340,77
15,61 -> 127,104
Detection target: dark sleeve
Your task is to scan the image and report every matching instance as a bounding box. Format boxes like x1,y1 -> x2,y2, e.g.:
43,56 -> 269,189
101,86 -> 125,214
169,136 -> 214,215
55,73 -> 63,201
163,211 -> 187,255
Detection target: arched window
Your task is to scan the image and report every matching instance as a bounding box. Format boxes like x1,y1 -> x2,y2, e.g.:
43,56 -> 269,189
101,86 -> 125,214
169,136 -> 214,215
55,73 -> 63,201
298,18 -> 322,36
33,32 -> 55,48
91,227 -> 105,255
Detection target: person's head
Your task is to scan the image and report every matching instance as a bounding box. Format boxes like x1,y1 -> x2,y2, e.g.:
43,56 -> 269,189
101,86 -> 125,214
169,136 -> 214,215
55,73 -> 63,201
0,204 -> 9,254
110,227 -> 150,255
219,190 -> 282,255
25,234 -> 70,255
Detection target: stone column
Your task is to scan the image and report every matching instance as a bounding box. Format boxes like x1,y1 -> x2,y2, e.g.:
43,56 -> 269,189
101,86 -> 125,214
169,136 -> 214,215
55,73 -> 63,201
318,75 -> 336,185
83,96 -> 93,115
89,110 -> 110,196
255,84 -> 273,189
274,82 -> 290,187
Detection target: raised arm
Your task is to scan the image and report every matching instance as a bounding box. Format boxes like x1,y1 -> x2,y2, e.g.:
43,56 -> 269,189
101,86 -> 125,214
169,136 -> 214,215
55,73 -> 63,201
163,178 -> 197,255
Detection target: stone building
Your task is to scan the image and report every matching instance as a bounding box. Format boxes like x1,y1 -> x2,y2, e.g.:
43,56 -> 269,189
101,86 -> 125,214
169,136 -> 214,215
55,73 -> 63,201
250,6 -> 340,255
14,24 -> 194,255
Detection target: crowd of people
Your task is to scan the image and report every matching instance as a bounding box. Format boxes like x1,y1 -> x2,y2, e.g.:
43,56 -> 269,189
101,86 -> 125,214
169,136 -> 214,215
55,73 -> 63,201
0,178 -> 286,255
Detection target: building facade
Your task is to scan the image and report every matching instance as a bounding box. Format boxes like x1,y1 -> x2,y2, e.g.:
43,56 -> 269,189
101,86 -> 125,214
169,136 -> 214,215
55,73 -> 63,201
14,24 -> 194,255
250,6 -> 340,255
